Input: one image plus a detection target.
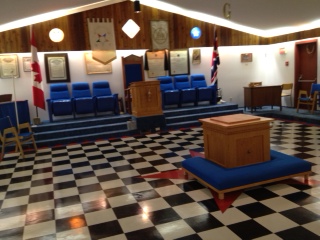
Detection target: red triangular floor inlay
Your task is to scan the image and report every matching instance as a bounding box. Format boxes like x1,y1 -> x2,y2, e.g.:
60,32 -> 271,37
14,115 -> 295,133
210,190 -> 242,213
278,177 -> 320,186
189,149 -> 205,158
139,169 -> 188,179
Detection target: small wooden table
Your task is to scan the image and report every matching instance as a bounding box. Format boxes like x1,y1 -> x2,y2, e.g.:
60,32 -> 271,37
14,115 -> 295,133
199,114 -> 273,168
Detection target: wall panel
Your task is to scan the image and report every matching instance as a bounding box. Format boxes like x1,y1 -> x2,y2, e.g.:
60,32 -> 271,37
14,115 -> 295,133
0,1 -> 320,53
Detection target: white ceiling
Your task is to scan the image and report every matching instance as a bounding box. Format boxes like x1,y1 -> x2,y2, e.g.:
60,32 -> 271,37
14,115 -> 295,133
1,0 -> 320,37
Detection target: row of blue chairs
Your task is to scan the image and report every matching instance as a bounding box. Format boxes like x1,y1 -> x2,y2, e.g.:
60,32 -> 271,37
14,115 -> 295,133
47,81 -> 119,122
157,74 -> 217,108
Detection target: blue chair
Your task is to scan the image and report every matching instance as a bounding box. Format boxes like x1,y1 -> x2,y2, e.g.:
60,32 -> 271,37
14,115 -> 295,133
157,76 -> 180,108
296,83 -> 320,114
190,74 -> 216,105
71,82 -> 95,116
46,83 -> 74,122
173,75 -> 197,107
92,81 -> 119,115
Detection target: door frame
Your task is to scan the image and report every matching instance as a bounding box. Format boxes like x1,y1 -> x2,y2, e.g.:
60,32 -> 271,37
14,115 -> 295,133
294,39 -> 318,107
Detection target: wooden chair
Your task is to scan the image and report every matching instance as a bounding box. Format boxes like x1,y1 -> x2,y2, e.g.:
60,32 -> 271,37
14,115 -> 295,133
121,54 -> 144,114
0,116 -> 37,160
296,83 -> 320,114
281,83 -> 293,107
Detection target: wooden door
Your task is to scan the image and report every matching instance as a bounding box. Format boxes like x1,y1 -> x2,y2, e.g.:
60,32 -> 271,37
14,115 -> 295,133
294,40 -> 317,108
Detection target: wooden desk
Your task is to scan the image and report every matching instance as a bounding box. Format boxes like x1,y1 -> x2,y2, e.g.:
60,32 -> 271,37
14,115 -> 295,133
244,85 -> 282,113
199,114 -> 273,168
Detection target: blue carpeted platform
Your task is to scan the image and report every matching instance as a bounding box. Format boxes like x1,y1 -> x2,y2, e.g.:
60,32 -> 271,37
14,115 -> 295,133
182,150 -> 312,199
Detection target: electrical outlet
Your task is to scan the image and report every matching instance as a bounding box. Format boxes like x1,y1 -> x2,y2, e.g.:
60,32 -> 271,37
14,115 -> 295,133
229,97 -> 232,102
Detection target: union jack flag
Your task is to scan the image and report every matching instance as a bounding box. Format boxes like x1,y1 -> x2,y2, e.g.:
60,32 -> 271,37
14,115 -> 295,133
210,28 -> 220,86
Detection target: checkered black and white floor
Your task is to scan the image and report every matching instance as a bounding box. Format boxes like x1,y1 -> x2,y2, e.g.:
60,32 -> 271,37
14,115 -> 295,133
0,120 -> 320,239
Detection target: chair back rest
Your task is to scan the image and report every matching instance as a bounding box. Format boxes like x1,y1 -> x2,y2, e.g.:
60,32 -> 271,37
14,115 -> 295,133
157,76 -> 174,91
311,83 -> 320,94
72,82 -> 92,98
174,75 -> 191,90
92,81 -> 112,97
50,84 -> 70,100
190,74 -> 207,88
248,82 -> 262,87
0,116 -> 12,138
281,83 -> 293,90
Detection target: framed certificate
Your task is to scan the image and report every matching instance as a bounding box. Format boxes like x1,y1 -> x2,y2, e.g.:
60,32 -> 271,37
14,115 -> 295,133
146,50 -> 166,78
169,49 -> 190,76
0,54 -> 20,79
44,53 -> 70,83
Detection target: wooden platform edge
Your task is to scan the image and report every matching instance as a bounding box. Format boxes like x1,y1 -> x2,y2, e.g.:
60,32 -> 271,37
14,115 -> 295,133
182,168 -> 311,200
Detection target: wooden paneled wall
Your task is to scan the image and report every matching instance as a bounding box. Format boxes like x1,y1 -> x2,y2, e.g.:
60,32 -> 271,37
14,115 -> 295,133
0,1 -> 319,53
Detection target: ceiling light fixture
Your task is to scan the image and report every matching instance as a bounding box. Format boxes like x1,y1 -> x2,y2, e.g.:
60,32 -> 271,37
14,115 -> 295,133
134,0 -> 141,13
49,28 -> 64,42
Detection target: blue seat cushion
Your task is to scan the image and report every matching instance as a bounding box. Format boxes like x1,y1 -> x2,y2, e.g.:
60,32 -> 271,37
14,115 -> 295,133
182,150 -> 311,190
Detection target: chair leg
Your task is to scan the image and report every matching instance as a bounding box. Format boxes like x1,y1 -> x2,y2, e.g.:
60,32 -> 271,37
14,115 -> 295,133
15,140 -> 24,158
32,136 -> 38,152
1,145 -> 5,161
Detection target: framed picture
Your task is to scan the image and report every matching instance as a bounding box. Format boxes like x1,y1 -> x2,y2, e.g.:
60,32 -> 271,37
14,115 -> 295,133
23,57 -> 32,72
150,20 -> 169,50
145,50 -> 167,78
241,53 -> 252,62
192,49 -> 201,64
0,54 -> 20,78
44,53 -> 70,83
169,49 -> 190,76
84,53 -> 112,74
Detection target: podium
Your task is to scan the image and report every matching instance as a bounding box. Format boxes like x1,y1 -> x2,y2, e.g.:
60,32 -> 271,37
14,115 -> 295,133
129,81 -> 165,131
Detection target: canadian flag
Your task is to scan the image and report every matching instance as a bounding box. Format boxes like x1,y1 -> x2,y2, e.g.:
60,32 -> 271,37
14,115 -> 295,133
30,25 -> 45,110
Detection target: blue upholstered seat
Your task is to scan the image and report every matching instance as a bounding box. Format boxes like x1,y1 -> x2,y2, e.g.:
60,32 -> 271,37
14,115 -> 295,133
72,82 -> 95,116
46,83 -> 74,122
173,75 -> 196,107
157,76 -> 180,108
92,81 -> 119,115
190,74 -> 216,105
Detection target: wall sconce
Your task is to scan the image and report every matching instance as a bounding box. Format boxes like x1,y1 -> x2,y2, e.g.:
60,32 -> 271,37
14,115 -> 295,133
134,0 -> 141,13
190,27 -> 201,39
122,19 -> 140,38
49,28 -> 64,42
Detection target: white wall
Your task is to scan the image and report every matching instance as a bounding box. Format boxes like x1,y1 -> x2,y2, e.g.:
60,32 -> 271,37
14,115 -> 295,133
1,37 -> 319,122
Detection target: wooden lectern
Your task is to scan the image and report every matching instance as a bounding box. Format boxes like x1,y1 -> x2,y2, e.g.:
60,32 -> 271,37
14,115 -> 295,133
130,80 -> 162,117
129,80 -> 165,131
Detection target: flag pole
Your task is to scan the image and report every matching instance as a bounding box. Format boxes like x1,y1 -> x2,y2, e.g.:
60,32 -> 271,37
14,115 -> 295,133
31,24 -> 46,125
11,70 -> 19,127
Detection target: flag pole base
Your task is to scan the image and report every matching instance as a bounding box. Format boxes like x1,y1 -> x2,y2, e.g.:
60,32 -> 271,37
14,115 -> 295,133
33,117 -> 41,125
